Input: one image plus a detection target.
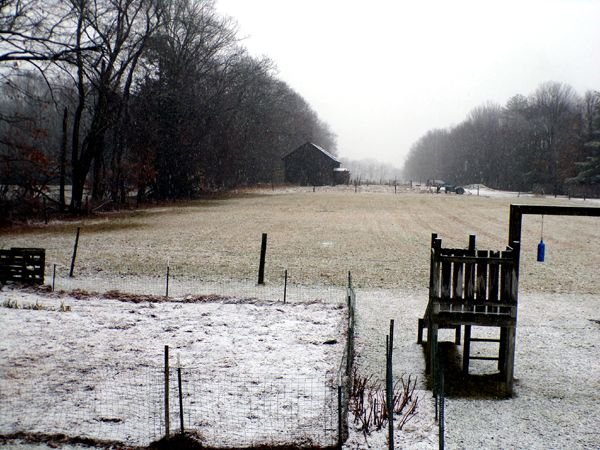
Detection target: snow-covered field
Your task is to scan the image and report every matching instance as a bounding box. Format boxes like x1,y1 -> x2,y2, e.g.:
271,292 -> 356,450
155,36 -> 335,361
1,187 -> 599,449
0,290 -> 347,447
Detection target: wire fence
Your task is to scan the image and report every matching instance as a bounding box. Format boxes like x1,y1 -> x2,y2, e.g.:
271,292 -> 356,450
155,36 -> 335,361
46,264 -> 346,305
0,364 -> 341,448
172,370 -> 339,448
1,366 -> 163,445
1,276 -> 357,448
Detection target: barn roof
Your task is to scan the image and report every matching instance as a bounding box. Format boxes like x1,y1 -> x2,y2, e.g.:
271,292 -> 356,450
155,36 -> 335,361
283,142 -> 340,163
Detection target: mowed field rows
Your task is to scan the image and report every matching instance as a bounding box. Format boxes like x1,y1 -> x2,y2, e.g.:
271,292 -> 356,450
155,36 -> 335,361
2,187 -> 600,449
1,187 -> 599,294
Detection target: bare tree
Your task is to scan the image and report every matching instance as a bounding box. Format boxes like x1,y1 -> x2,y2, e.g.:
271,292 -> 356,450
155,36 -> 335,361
66,0 -> 162,211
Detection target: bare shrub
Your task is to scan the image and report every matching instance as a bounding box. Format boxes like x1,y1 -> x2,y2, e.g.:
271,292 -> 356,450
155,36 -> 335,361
349,367 -> 419,436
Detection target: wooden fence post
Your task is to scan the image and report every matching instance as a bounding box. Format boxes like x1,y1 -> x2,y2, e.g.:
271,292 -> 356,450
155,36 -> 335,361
69,227 -> 80,278
258,233 -> 267,285
283,269 -> 288,303
165,264 -> 170,298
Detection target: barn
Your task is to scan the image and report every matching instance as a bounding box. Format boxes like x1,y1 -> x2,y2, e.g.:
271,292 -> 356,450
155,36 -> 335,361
283,142 -> 347,186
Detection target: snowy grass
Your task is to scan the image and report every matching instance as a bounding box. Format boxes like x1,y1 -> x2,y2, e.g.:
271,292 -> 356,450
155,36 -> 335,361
1,186 -> 599,448
0,290 -> 347,448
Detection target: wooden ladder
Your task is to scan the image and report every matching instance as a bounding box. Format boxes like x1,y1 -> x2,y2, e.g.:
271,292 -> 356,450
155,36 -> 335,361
462,325 -> 504,374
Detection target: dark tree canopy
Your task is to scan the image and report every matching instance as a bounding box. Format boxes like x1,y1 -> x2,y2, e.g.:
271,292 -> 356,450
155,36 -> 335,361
0,0 -> 337,217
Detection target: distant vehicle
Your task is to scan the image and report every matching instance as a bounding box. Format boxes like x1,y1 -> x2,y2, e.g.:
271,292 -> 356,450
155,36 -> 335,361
426,179 -> 465,194
443,183 -> 465,195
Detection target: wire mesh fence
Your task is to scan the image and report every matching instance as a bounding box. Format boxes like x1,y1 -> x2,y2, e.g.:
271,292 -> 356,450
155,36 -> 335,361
172,370 -> 339,448
1,275 -> 356,448
47,264 -> 345,305
0,364 -> 343,448
1,366 -> 164,445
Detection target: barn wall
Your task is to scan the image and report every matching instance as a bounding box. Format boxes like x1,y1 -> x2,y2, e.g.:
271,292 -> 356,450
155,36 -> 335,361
283,144 -> 340,186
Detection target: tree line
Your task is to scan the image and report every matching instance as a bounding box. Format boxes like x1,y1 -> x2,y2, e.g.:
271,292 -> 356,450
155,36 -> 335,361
0,0 -> 336,218
403,82 -> 600,196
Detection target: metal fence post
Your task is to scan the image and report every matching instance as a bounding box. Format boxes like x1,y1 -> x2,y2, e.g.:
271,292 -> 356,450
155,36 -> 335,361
178,367 -> 184,434
337,384 -> 343,449
439,368 -> 445,450
387,319 -> 395,450
164,345 -> 170,437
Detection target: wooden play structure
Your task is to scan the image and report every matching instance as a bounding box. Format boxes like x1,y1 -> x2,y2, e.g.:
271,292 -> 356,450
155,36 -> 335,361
418,234 -> 519,394
418,204 -> 600,396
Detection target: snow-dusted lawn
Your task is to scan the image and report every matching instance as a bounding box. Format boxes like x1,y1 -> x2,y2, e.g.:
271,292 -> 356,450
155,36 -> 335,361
0,290 -> 347,447
1,187 -> 599,448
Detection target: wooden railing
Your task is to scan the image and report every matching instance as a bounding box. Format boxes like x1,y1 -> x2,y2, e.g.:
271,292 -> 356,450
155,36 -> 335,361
429,235 -> 518,317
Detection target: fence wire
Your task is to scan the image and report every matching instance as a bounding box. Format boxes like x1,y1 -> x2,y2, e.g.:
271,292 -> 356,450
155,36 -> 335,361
172,370 -> 338,448
0,364 -> 342,448
49,265 -> 344,305
0,366 -> 164,445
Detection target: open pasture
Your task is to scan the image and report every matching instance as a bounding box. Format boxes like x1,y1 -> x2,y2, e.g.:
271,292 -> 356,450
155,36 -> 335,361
1,186 -> 599,294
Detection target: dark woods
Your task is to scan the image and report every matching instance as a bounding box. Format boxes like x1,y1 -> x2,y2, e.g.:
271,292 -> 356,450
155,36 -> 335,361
0,0 -> 336,220
403,83 -> 600,196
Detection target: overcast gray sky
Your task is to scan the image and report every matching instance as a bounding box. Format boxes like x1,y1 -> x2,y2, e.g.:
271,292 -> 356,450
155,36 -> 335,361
216,0 -> 600,168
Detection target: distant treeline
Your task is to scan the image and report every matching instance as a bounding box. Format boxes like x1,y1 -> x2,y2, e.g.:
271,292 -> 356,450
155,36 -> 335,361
0,0 -> 336,217
403,82 -> 600,195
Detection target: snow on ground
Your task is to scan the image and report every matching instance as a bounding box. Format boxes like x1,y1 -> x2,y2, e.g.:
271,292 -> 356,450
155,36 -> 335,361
352,288 -> 600,449
0,289 -> 348,447
1,284 -> 599,449
2,187 -> 599,449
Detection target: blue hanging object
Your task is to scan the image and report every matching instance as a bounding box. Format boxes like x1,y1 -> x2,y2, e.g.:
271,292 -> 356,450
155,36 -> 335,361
537,215 -> 545,262
537,239 -> 545,262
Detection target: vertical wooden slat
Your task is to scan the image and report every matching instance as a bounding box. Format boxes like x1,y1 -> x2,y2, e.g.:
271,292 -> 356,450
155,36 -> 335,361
429,234 -> 440,298
452,250 -> 464,300
476,250 -> 488,302
488,251 -> 500,302
441,254 -> 451,300
510,242 -> 520,307
465,236 -> 476,301
501,250 -> 512,302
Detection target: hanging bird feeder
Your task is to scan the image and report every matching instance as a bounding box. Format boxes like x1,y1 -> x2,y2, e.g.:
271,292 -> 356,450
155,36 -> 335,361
537,215 -> 545,262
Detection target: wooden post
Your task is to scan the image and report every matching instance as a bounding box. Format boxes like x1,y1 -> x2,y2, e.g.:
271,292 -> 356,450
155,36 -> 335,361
164,345 -> 170,437
258,233 -> 267,285
283,269 -> 288,303
165,264 -> 170,298
462,325 -> 472,374
52,264 -> 56,292
69,227 -> 80,278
